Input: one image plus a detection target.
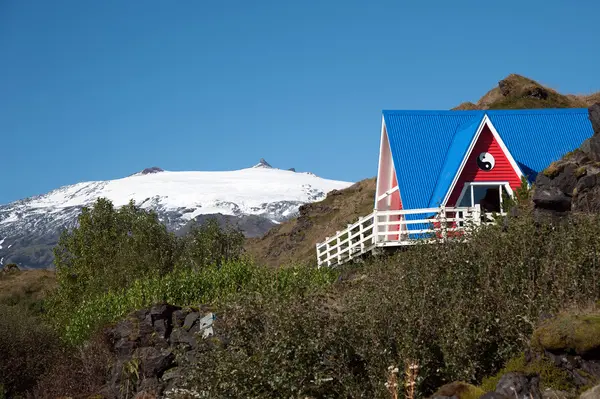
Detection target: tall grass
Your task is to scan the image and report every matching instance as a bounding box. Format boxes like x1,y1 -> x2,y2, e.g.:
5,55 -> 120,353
59,258 -> 338,345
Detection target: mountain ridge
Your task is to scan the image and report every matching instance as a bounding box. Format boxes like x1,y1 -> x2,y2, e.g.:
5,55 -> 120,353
0,161 -> 353,269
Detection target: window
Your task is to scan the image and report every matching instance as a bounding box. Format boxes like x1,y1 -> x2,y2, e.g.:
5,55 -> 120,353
456,182 -> 512,213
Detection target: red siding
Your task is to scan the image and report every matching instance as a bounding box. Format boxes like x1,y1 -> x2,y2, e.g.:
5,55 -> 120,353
446,125 -> 521,206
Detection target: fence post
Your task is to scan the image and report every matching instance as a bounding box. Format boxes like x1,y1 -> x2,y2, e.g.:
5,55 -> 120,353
372,211 -> 379,246
473,204 -> 482,226
359,216 -> 366,251
440,206 -> 447,240
316,243 -> 321,267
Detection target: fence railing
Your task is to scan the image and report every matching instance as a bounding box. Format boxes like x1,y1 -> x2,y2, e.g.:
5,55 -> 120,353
316,205 -> 499,267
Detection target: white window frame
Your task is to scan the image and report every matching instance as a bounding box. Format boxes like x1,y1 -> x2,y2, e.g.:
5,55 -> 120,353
455,181 -> 514,212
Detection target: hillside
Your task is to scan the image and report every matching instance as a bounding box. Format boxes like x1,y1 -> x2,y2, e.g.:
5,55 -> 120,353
454,74 -> 600,110
0,267 -> 56,311
245,178 -> 376,267
248,74 -> 600,269
0,161 -> 353,269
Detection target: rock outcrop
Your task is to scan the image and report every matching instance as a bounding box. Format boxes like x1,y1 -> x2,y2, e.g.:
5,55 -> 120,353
99,303 -> 216,398
533,104 -> 600,216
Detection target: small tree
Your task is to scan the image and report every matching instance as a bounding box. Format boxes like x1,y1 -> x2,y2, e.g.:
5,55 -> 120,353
181,218 -> 245,269
50,198 -> 182,324
502,176 -> 533,213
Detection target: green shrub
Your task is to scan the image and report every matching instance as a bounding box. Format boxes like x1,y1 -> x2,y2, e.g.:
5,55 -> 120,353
0,304 -> 62,396
179,293 -> 372,398
61,259 -> 337,345
179,218 -> 245,269
48,198 -> 251,336
49,198 -> 182,327
174,209 -> 600,398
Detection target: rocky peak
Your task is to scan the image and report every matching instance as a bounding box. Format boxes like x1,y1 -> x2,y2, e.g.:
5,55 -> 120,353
252,158 -> 273,169
137,167 -> 164,175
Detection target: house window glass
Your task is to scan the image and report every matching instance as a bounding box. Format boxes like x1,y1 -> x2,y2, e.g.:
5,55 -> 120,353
458,183 -> 511,213
458,188 -> 472,207
473,185 -> 501,213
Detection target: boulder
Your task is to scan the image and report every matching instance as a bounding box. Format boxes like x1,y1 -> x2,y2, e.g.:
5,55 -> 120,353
589,103 -> 600,136
532,313 -> 600,357
580,384 -> 600,399
495,372 -> 541,399
135,347 -> 175,378
183,312 -> 200,331
532,104 -> 600,216
169,327 -> 197,350
101,305 -> 217,397
532,184 -> 572,213
429,381 -> 485,399
480,393 -> 510,399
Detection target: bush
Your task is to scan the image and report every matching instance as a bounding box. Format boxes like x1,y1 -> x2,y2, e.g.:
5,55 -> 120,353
174,210 -> 600,398
32,333 -> 114,399
61,259 -> 337,345
0,304 -> 62,396
48,198 -> 251,335
179,293 -> 372,398
179,218 -> 245,269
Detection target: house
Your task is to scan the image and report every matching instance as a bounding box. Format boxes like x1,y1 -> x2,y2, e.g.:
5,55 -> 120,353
317,108 -> 595,267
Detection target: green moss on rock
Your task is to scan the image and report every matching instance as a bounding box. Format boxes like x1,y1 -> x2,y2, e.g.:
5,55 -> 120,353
481,354 -> 527,392
543,162 -> 563,178
575,167 -> 587,178
431,381 -> 485,399
480,353 -> 575,393
532,313 -> 600,356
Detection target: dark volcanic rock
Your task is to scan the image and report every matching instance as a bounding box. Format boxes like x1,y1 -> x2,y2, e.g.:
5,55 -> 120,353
101,304 -> 217,397
590,103 -> 600,137
480,393 -> 510,399
533,104 -> 600,216
135,347 -> 175,378
495,372 -> 541,399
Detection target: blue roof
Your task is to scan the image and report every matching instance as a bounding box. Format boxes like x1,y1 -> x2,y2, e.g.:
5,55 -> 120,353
383,108 -> 594,211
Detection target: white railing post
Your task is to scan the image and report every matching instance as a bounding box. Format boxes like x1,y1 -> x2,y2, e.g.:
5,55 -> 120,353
372,210 -> 379,245
473,204 -> 481,226
316,243 -> 321,267
440,206 -> 447,240
359,217 -> 365,251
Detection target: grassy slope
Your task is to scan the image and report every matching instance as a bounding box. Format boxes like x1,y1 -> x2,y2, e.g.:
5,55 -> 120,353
245,178 -> 376,268
453,74 -> 599,110
0,269 -> 56,310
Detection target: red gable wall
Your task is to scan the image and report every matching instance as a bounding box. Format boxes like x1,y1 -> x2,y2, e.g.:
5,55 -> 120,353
446,125 -> 522,206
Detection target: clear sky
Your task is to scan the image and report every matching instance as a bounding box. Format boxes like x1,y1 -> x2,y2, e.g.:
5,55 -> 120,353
1,0 -> 599,204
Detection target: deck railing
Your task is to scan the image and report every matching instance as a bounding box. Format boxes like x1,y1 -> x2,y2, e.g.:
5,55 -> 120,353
316,205 -> 500,267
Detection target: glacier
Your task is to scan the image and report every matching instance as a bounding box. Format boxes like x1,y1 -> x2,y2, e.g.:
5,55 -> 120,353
0,162 -> 353,269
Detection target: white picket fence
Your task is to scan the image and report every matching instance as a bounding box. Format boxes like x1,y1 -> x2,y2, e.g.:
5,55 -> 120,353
316,205 -> 498,267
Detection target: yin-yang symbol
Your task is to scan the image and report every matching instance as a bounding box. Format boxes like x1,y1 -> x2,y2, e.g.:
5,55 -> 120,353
477,152 -> 495,171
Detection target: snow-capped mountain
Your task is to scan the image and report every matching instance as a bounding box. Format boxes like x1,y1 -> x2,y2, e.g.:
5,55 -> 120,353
0,160 -> 353,269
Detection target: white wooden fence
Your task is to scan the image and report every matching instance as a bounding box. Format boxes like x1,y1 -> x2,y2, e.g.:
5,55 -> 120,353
316,205 -> 497,267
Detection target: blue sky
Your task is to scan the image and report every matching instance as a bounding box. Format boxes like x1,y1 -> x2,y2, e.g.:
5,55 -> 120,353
1,0 -> 599,204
